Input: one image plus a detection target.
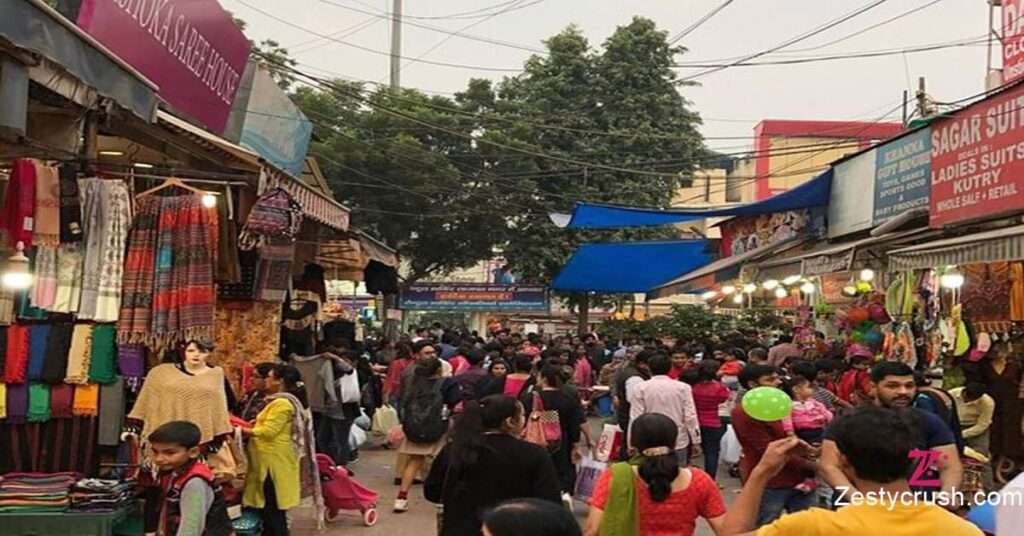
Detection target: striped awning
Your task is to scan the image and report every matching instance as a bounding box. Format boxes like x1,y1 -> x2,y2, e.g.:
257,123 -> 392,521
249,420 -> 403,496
888,225 -> 1024,271
263,168 -> 350,231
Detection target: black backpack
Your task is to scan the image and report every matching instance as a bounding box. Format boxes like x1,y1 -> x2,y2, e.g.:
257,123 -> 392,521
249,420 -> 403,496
402,379 -> 448,443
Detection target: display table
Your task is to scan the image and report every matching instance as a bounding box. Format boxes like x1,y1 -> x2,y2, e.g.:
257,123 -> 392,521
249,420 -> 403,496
0,502 -> 140,536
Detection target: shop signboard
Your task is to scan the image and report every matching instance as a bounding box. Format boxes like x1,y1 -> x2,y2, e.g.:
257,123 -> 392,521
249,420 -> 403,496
801,250 -> 855,277
828,149 -> 877,238
1006,0 -> 1024,84
873,128 -> 931,225
930,83 -> 1024,226
400,283 -> 549,311
77,0 -> 251,133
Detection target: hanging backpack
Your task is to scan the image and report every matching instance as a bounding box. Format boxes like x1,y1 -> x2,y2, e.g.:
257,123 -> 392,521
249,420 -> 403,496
523,391 -> 562,452
239,187 -> 303,250
401,379 -> 448,444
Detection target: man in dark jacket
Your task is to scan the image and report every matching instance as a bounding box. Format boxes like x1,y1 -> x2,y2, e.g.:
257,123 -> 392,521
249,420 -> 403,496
612,348 -> 652,459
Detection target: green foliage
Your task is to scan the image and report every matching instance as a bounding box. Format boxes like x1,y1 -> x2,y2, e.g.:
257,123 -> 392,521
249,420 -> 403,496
598,305 -> 788,342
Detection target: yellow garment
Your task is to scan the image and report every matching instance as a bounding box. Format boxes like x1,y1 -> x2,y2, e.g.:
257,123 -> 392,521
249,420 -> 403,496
757,503 -> 983,536
1012,263 -> 1024,321
73,383 -> 99,416
243,398 -> 301,510
0,383 -> 6,419
950,387 -> 995,439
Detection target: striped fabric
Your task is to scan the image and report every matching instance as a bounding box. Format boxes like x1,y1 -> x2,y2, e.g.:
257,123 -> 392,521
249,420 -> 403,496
888,225 -> 1024,272
264,169 -> 350,231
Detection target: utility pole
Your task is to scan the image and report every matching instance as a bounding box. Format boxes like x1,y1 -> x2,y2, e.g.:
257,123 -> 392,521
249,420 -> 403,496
915,77 -> 932,119
389,0 -> 402,89
901,89 -> 909,126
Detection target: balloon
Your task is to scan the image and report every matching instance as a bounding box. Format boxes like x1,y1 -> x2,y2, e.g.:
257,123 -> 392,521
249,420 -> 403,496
966,500 -> 996,533
850,332 -> 864,343
741,387 -> 793,422
868,303 -> 892,324
847,307 -> 869,324
863,329 -> 884,348
856,281 -> 874,293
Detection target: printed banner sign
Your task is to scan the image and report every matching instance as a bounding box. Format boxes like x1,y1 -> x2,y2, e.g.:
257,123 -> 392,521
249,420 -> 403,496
1006,0 -> 1024,84
399,283 -> 548,311
873,128 -> 931,225
77,0 -> 252,133
801,250 -> 855,277
930,83 -> 1024,226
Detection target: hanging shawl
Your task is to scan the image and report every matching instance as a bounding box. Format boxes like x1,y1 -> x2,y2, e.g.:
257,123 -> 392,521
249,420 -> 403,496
3,159 -> 35,248
26,324 -> 51,382
88,324 -> 117,384
58,164 -> 83,243
32,162 -> 60,246
3,325 -> 29,383
238,188 -> 302,251
267,391 -> 325,530
0,383 -> 5,419
40,322 -> 73,383
79,178 -> 132,322
64,324 -> 94,385
73,383 -> 100,416
27,383 -> 51,422
5,383 -> 28,424
50,383 -> 75,419
0,325 -> 6,378
118,194 -> 160,344
117,344 -> 145,379
52,244 -> 84,313
31,245 -> 58,309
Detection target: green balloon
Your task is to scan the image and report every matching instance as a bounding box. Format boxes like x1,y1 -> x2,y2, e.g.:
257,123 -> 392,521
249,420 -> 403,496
742,387 -> 793,422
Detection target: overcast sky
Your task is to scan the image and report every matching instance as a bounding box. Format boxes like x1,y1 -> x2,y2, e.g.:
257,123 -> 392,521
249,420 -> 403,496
222,0 -> 994,153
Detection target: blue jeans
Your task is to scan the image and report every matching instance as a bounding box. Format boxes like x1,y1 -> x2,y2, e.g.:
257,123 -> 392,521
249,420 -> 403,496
757,487 -> 815,526
700,426 -> 725,480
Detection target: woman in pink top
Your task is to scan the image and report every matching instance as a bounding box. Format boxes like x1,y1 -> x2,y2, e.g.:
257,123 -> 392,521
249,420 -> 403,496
502,354 -> 534,398
584,413 -> 727,536
688,360 -> 732,481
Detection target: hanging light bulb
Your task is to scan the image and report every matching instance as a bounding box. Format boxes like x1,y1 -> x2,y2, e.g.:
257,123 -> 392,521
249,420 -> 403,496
2,241 -> 32,290
201,193 -> 217,208
762,279 -> 779,290
701,291 -> 718,300
732,294 -> 744,305
940,267 -> 964,289
782,275 -> 802,285
800,281 -> 816,294
742,283 -> 757,294
774,287 -> 788,299
721,285 -> 736,295
859,268 -> 875,282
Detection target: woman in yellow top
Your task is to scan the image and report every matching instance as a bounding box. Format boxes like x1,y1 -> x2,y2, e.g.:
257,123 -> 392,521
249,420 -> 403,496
243,364 -> 309,536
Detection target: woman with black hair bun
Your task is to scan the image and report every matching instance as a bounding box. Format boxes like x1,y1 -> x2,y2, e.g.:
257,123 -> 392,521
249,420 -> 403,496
483,498 -> 581,536
584,413 -> 727,536
424,395 -> 561,536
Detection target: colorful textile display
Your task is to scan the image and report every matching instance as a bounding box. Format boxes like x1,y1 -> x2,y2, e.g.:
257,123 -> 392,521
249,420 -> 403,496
31,246 -> 58,309
216,195 -> 241,284
97,377 -> 124,447
0,417 -> 99,474
5,383 -> 27,423
0,286 -> 16,325
2,159 -> 35,248
58,165 -> 83,243
70,479 -> 135,511
962,263 -> 1012,322
27,383 -> 50,422
256,240 -> 294,302
3,325 -> 29,383
50,383 -> 74,419
53,244 -> 84,313
40,322 -> 73,384
116,344 -> 145,379
217,249 -> 258,301
64,324 -> 93,385
0,325 -> 6,378
238,187 -> 303,250
0,383 -> 6,419
72,383 -> 99,417
26,324 -> 50,382
213,301 -> 281,394
78,178 -> 132,322
119,194 -> 217,350
32,162 -> 60,246
87,324 -> 116,384
128,363 -> 232,445
0,472 -> 77,513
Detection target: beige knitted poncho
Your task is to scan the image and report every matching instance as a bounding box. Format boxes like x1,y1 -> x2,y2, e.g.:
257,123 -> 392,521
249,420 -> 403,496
128,363 -> 233,444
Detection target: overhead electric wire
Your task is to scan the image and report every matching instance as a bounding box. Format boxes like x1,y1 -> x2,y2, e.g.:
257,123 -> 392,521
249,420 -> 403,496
680,0 -> 891,81
782,0 -> 944,54
675,37 -> 986,68
668,0 -> 735,45
288,17 -> 382,53
341,0 -> 529,21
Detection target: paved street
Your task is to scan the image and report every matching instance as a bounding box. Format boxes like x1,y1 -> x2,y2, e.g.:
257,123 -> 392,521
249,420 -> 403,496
292,420 -> 742,535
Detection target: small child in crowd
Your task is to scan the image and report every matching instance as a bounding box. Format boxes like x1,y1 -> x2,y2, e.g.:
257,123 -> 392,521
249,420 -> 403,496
149,421 -> 233,536
716,348 -> 746,390
782,376 -> 833,493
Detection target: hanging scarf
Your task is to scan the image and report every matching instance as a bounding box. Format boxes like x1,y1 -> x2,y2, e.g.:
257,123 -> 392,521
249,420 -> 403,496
98,377 -> 125,446
53,244 -> 83,313
88,324 -> 117,384
31,245 -> 58,309
40,322 -> 73,384
0,325 -> 6,378
3,159 -> 35,248
27,382 -> 51,422
216,193 -> 241,284
117,344 -> 145,379
79,178 -> 132,322
266,392 -> 325,530
64,324 -> 94,385
0,383 -> 5,419
26,324 -> 51,382
58,165 -> 83,243
50,383 -> 75,419
118,194 -> 160,344
31,162 -> 60,246
3,325 -> 29,383
256,240 -> 294,303
72,383 -> 100,416
599,459 -> 643,536
5,383 -> 28,424
0,286 -> 15,326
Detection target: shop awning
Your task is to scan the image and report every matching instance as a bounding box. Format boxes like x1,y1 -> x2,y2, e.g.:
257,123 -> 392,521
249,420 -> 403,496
752,228 -> 940,279
553,169 -> 832,229
647,236 -> 805,299
888,225 -> 1024,271
263,167 -> 351,232
157,111 -> 262,170
552,240 -> 713,294
1,0 -> 158,122
312,229 -> 398,280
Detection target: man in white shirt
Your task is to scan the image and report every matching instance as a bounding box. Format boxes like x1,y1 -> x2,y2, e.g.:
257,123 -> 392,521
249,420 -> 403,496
630,354 -> 702,464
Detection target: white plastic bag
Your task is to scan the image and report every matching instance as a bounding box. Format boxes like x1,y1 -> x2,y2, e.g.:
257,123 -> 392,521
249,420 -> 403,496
720,424 -> 742,465
349,422 -> 368,450
339,370 -> 361,404
594,424 -> 623,463
574,453 -> 608,503
371,404 -> 399,436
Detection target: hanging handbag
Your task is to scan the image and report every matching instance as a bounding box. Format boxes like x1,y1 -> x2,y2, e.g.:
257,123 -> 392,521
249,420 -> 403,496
239,188 -> 303,250
523,391 -> 562,451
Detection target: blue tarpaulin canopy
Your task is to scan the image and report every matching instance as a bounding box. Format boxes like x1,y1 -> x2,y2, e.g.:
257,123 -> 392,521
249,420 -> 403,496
554,169 -> 833,229
551,240 -> 713,293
